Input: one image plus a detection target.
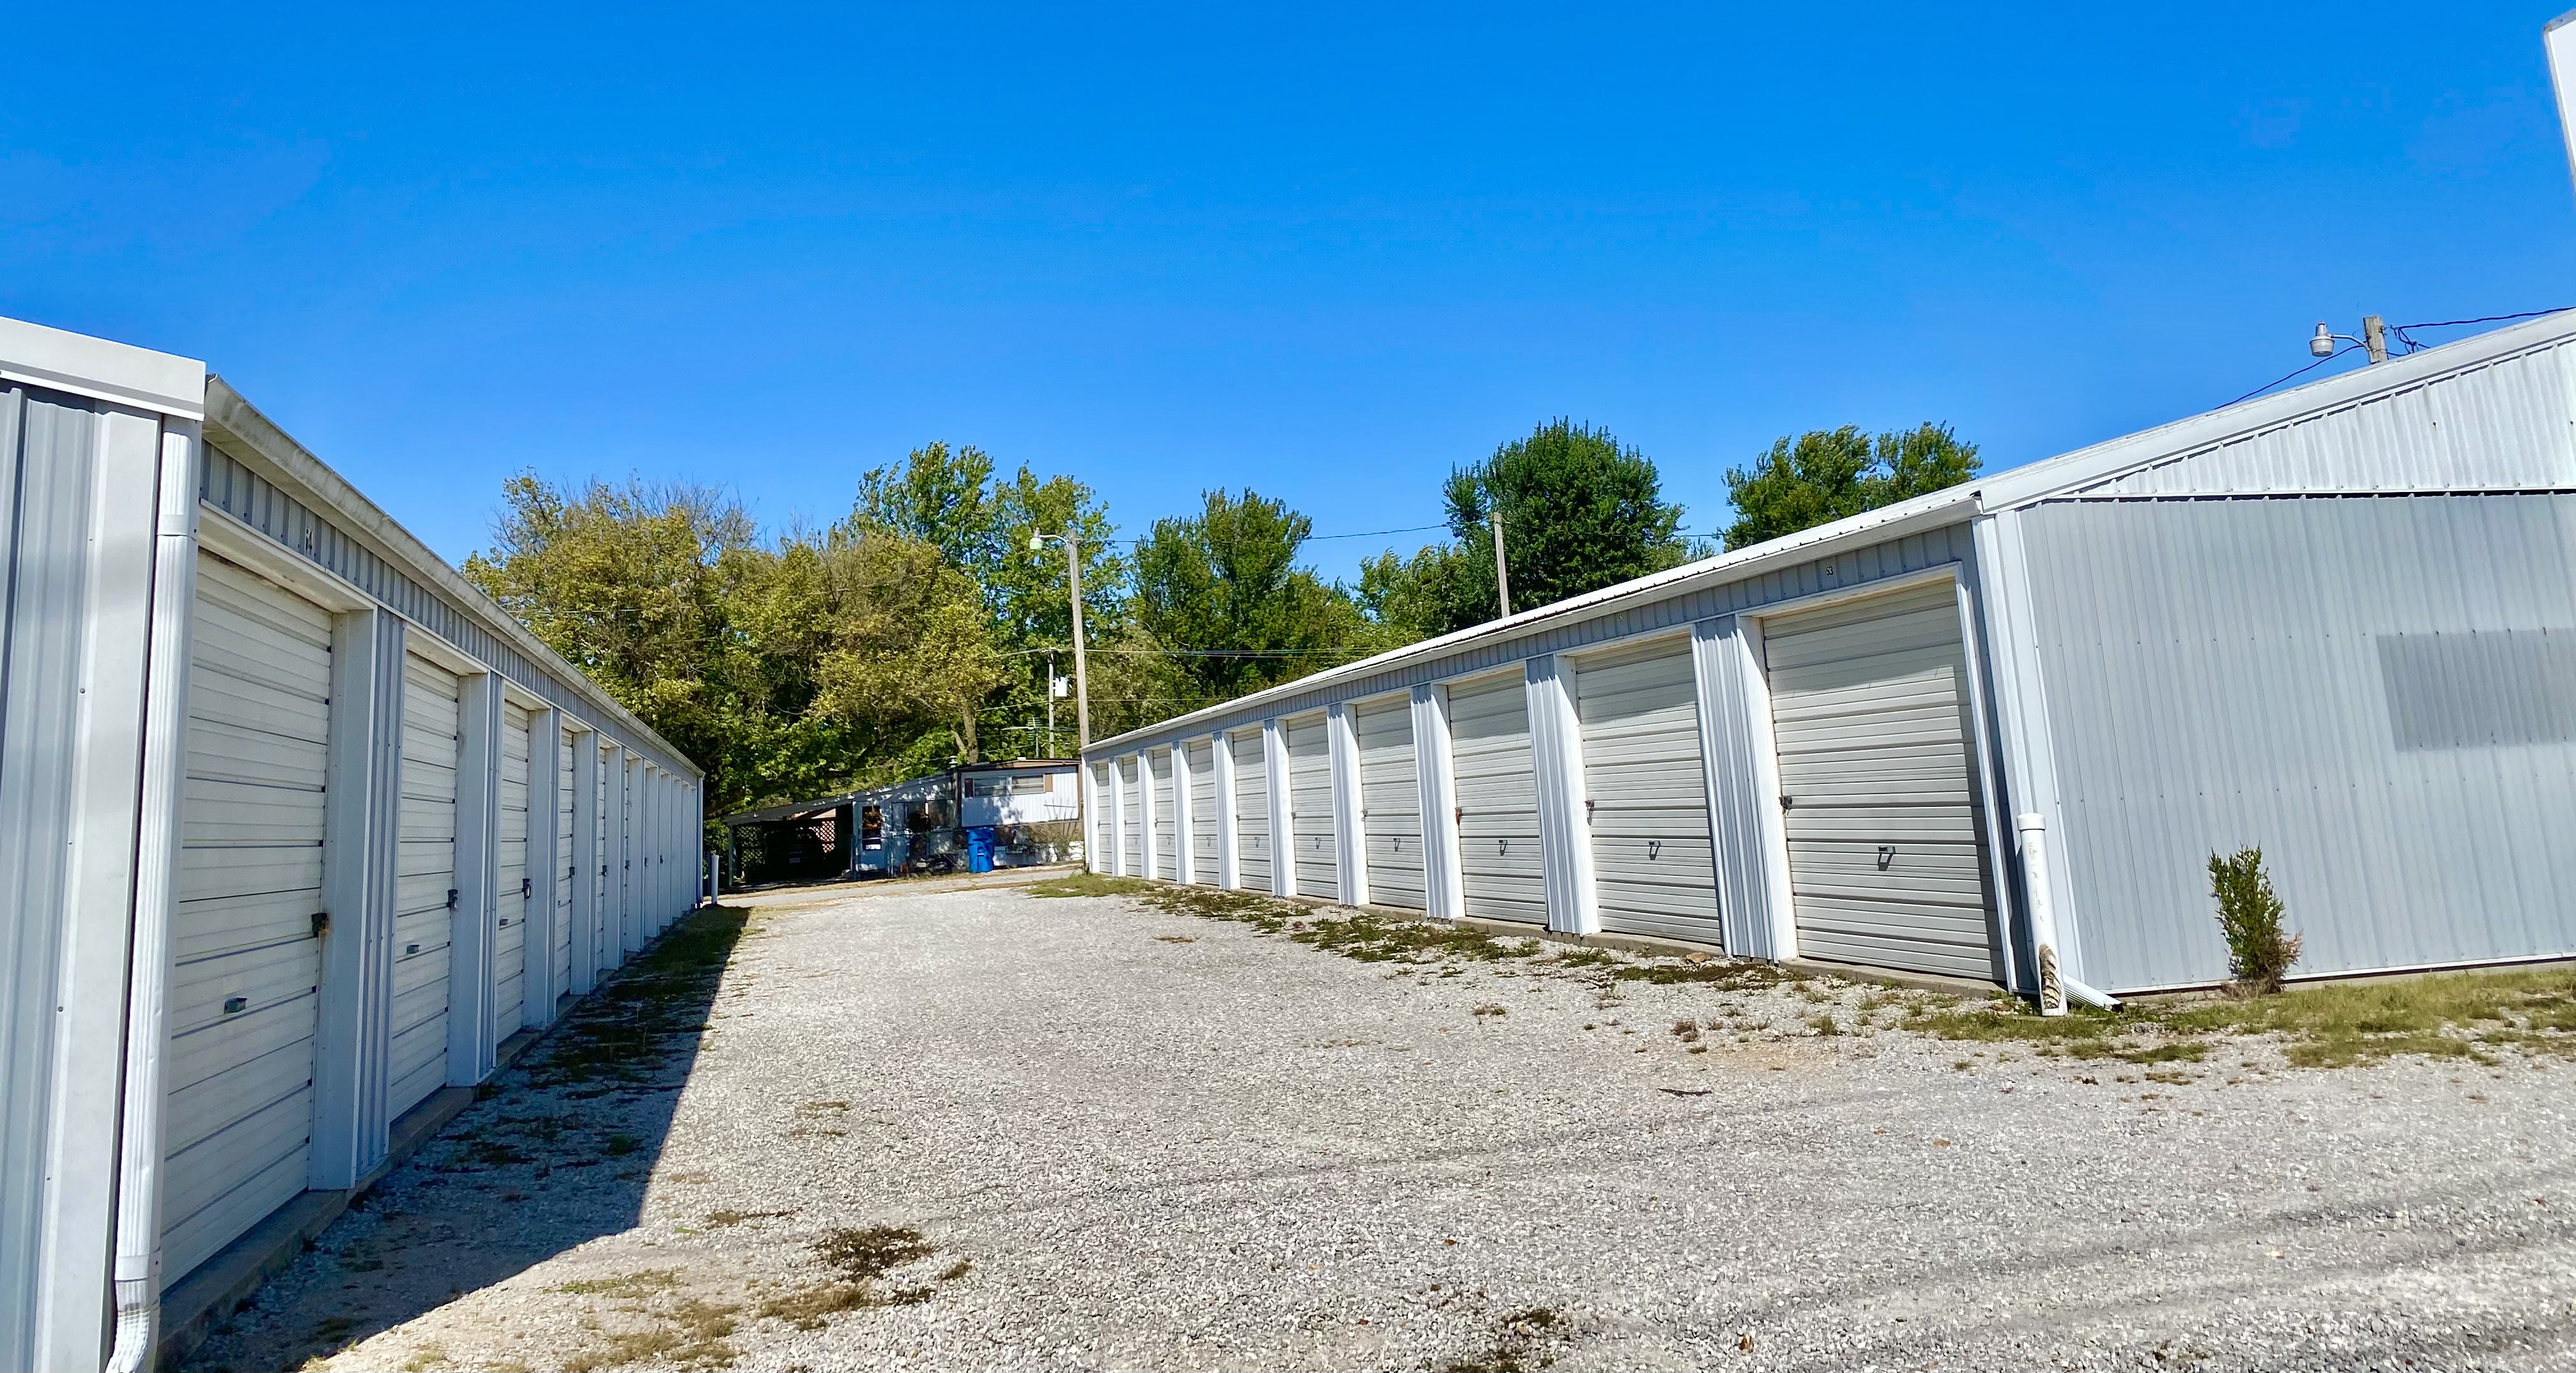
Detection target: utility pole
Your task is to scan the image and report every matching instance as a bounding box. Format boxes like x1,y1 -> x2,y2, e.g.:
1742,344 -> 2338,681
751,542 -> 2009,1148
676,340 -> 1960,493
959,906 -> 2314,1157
1489,509 -> 1512,617
2363,314 -> 2389,365
1030,530 -> 1092,749
1045,653 -> 1057,759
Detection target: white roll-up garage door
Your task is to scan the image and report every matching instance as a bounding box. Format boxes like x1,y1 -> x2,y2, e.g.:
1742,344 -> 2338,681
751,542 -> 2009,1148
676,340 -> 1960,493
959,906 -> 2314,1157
1186,740 -> 1219,885
1088,761 -> 1114,870
1118,755 -> 1143,875
1448,673 -> 1545,924
1229,728 -> 1270,891
1285,714 -> 1336,900
1354,698 -> 1425,910
1149,746 -> 1177,880
1765,580 -> 1997,979
1576,636 -> 1722,941
391,653 -> 461,1117
164,554 -> 332,1284
493,702 -> 530,1038
594,741 -> 612,978
554,726 -> 576,997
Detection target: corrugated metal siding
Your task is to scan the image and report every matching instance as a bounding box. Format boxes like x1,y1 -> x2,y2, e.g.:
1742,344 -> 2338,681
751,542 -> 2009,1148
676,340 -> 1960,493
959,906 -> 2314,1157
0,386 -> 97,1359
1229,728 -> 1270,891
389,656 -> 460,1116
494,705 -> 529,1036
1186,740 -> 1219,884
1149,748 -> 1177,880
1694,617 -> 1775,958
1285,715 -> 1337,898
2018,494 -> 2576,990
1354,697 -> 1425,910
1094,525 -> 1975,760
2068,339 -> 2576,497
199,446 -> 691,778
1574,635 -> 1722,942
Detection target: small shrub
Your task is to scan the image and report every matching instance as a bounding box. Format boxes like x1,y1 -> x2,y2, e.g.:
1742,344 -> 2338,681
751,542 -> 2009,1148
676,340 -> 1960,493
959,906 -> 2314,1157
2210,847 -> 2301,994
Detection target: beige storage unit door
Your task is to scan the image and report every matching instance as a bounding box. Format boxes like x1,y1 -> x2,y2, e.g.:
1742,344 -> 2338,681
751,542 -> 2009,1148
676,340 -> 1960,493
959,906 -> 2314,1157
1765,580 -> 1997,979
1354,698 -> 1425,910
1089,760 -> 1114,868
493,702 -> 531,1038
1448,673 -> 1545,923
1285,714 -> 1336,900
553,726 -> 576,997
1149,747 -> 1177,880
1229,728 -> 1271,891
1577,636 -> 1722,941
391,653 -> 461,1117
1186,740 -> 1220,884
1118,754 -> 1144,874
163,555 -> 332,1284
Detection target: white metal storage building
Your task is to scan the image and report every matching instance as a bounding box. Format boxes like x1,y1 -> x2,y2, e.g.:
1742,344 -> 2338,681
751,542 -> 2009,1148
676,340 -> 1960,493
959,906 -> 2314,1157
1085,312 -> 2576,1002
0,316 -> 707,1372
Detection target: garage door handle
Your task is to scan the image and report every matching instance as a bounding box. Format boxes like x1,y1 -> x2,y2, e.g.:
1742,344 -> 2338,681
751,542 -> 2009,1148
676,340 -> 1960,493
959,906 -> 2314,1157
521,878 -> 533,898
1584,799 -> 1596,823
446,887 -> 459,910
1778,794 -> 1794,810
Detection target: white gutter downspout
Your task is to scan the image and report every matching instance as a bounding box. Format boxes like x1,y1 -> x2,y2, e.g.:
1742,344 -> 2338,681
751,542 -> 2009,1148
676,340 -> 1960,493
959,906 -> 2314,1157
107,424 -> 200,1373
2015,811 -> 2118,1015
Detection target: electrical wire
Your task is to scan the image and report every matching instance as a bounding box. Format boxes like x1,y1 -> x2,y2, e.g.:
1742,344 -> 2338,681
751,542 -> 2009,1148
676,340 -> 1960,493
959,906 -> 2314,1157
2226,344 -> 2364,408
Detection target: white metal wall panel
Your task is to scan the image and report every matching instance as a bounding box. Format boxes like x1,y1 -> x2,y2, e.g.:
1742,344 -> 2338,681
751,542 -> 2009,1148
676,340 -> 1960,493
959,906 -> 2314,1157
2015,495 -> 2576,991
1118,755 -> 1144,875
1285,714 -> 1336,899
390,654 -> 461,1117
2065,337 -> 2576,498
1354,698 -> 1425,910
1229,728 -> 1271,891
1575,636 -> 1722,940
162,556 -> 332,1284
1447,673 -> 1545,923
1149,747 -> 1177,880
553,727 -> 576,998
1088,761 -> 1114,871
592,742 -> 611,982
1765,579 -> 1996,979
1186,740 -> 1220,884
493,703 -> 530,1038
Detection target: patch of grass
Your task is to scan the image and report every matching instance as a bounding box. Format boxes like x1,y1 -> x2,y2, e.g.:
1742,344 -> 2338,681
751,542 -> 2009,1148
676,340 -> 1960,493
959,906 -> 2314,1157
705,1209 -> 796,1228
1471,1003 -> 1508,1018
524,907 -> 749,1091
1611,958 -> 1810,990
1153,935 -> 1199,943
1027,872 -> 1160,898
756,1281 -> 873,1330
816,1225 -> 935,1280
556,1269 -> 682,1298
1916,967 -> 2576,1068
562,1297 -> 739,1372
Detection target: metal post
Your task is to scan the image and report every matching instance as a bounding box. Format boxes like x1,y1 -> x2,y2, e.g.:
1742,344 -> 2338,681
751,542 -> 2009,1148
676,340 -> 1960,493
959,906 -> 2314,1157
1064,535 -> 1091,748
1489,509 -> 1512,617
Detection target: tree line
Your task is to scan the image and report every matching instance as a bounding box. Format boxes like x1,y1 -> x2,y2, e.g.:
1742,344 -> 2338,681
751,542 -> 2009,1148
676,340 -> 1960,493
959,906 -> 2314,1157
464,419 -> 1979,818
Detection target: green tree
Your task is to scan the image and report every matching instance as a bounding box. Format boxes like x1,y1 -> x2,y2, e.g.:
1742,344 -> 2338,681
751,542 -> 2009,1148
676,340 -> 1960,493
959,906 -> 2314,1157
1359,419 -> 1694,640
846,443 -> 1128,758
1721,422 -> 1981,550
1131,489 -> 1376,712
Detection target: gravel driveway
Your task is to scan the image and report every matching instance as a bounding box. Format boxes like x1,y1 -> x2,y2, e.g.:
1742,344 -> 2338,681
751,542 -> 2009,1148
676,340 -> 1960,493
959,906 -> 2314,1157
188,879 -> 2576,1372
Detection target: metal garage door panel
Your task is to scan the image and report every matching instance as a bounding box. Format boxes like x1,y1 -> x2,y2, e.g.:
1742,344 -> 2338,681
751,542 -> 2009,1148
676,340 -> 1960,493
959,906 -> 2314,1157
1576,638 -> 1721,940
1285,714 -> 1336,900
493,703 -> 530,1038
1766,581 -> 1996,981
1354,698 -> 1424,910
164,555 -> 330,1284
1229,728 -> 1270,891
1118,755 -> 1143,873
1150,747 -> 1177,880
1447,673 -> 1545,924
1187,740 -> 1219,884
390,654 -> 460,1117
555,728 -> 576,996
1089,761 -> 1114,866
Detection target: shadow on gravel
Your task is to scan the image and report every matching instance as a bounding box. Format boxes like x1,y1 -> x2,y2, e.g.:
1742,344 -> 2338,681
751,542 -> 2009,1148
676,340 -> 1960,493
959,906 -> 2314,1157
183,906 -> 753,1373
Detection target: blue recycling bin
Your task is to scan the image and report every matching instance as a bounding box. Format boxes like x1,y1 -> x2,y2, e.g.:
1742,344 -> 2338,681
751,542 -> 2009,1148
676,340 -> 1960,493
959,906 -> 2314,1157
964,825 -> 997,873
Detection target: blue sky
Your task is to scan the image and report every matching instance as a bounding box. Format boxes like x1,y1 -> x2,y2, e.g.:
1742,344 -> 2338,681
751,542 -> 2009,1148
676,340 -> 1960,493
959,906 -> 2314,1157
6,4 -> 2572,580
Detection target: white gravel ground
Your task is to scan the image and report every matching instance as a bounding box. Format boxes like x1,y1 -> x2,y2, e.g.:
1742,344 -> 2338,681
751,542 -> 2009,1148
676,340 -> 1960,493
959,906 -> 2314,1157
187,879 -> 2576,1373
